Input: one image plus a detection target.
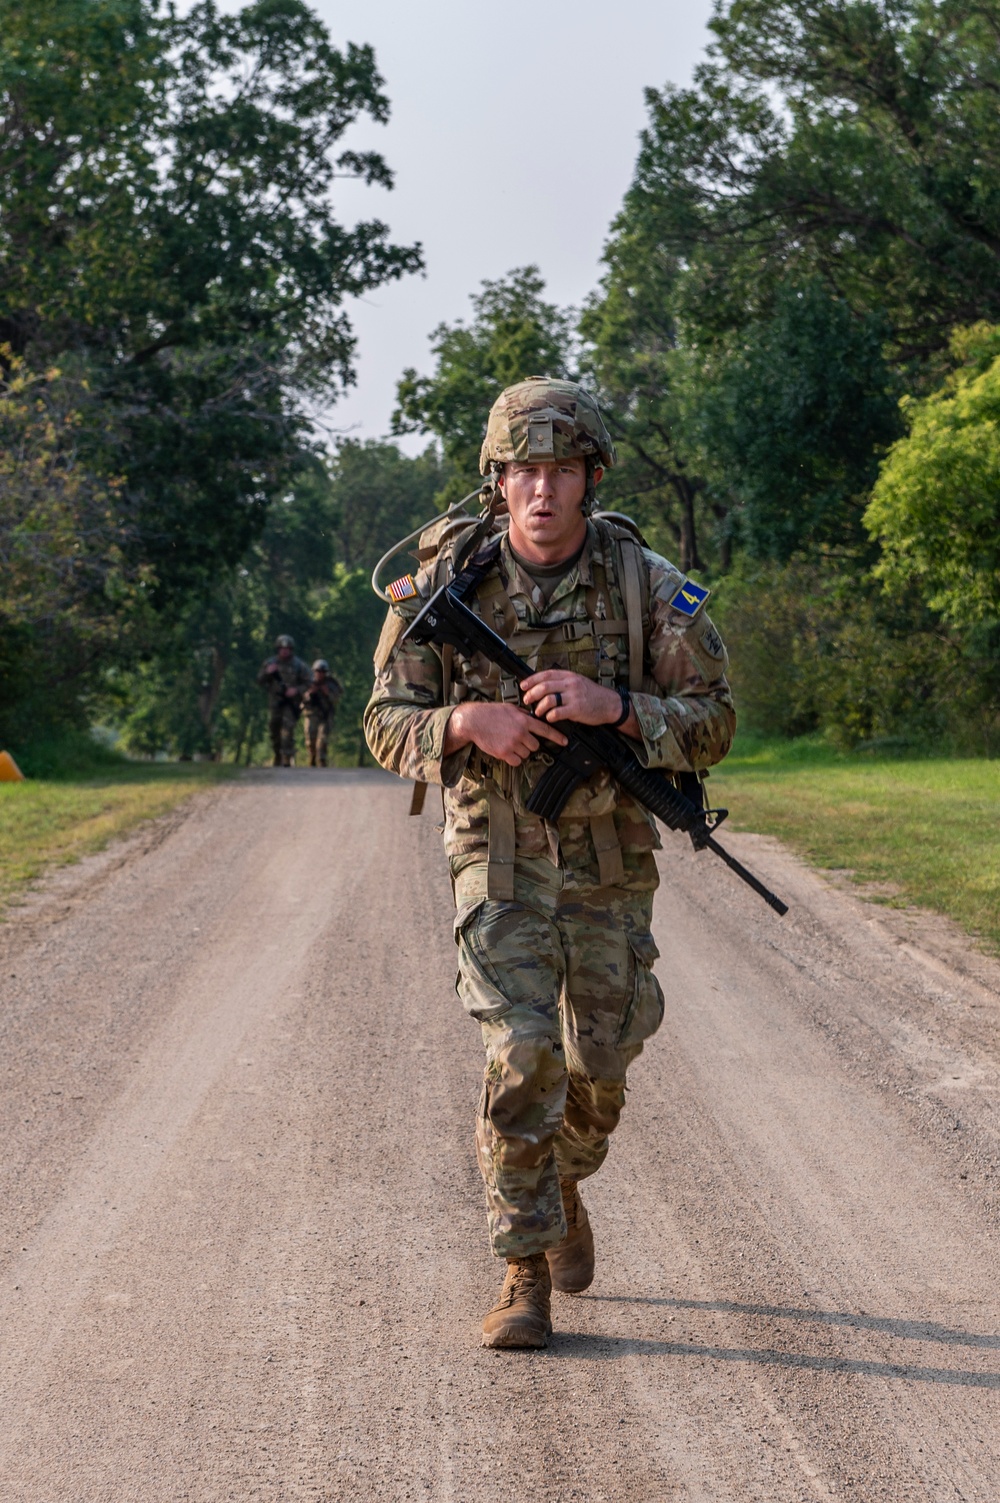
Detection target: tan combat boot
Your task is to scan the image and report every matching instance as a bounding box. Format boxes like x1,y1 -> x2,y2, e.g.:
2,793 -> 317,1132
546,1180 -> 595,1294
481,1254 -> 552,1349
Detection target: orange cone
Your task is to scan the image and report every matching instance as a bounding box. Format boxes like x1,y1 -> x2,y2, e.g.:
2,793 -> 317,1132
0,751 -> 26,782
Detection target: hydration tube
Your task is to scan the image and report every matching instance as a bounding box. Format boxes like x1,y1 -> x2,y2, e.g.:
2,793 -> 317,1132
370,486 -> 484,602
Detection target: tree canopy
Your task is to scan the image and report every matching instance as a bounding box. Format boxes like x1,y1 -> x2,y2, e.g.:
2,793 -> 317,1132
393,267 -> 573,487
0,0 -> 422,602
0,0 -> 422,743
631,0 -> 1000,360
867,323 -> 1000,627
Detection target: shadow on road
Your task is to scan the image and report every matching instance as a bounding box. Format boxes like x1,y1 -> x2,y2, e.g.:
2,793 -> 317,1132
546,1329 -> 1000,1387
586,1294 -> 1000,1352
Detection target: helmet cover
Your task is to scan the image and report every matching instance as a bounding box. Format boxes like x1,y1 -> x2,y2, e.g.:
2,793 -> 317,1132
479,377 -> 617,475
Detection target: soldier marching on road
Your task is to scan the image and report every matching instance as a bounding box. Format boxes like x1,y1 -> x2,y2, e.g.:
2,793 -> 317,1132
302,659 -> 344,767
257,634 -> 311,767
365,378 -> 736,1349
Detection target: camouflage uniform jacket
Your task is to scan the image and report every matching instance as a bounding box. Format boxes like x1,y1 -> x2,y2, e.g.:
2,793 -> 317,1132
364,519 -> 735,893
257,655 -> 311,709
302,677 -> 344,720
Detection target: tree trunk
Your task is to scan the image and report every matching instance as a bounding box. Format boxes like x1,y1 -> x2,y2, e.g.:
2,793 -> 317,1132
673,475 -> 703,574
196,644 -> 227,750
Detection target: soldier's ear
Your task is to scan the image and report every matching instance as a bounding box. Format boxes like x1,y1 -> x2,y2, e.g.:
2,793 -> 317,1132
593,467 -> 604,486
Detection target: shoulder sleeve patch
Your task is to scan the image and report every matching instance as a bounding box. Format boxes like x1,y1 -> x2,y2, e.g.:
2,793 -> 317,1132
373,610 -> 408,673
387,573 -> 418,603
668,578 -> 710,619
700,621 -> 726,660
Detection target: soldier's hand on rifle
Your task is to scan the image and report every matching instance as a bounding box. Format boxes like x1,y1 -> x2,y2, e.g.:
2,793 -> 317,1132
445,702 -> 568,768
522,669 -> 639,738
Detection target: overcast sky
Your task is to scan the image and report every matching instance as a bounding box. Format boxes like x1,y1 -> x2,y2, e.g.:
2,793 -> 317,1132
304,0 -> 716,447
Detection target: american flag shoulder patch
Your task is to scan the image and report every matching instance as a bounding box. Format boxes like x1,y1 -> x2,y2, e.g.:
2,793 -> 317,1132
387,574 -> 418,604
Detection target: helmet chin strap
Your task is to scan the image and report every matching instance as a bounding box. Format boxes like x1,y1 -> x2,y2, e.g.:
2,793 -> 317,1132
484,467 -> 506,515
582,457 -> 599,515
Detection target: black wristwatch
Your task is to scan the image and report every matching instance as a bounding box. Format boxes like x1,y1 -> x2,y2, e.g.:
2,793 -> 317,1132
609,686 -> 631,728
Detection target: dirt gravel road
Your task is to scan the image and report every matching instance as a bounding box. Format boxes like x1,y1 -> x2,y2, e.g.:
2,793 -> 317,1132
1,768 -> 999,1502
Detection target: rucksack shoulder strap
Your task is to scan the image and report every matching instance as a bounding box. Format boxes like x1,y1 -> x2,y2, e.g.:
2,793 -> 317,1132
594,518 -> 650,693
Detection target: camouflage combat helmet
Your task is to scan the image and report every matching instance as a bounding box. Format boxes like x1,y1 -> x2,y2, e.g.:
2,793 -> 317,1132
479,377 -> 617,475
312,658 -> 329,673
275,633 -> 295,650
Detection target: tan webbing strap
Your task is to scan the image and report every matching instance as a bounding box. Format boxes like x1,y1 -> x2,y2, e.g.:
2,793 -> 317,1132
486,782 -> 516,900
410,644 -> 455,819
586,558 -> 618,690
477,572 -> 518,639
620,538 -> 646,694
590,812 -> 626,887
441,643 -> 453,704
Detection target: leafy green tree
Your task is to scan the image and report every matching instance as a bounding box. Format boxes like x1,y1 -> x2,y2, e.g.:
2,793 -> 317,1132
632,0 -> 1000,361
583,0 -> 1000,577
580,235 -> 710,571
711,555 -> 993,750
112,441 -> 443,760
0,0 -> 422,604
687,281 -> 901,561
0,357 -> 154,745
867,323 -> 1000,628
393,267 -> 573,490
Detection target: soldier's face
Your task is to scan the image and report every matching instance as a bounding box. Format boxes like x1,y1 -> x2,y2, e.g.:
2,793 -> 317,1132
500,458 -> 602,561
278,646 -> 292,660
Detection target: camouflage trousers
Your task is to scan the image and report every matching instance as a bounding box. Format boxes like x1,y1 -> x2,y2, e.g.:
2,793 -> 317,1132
453,858 -> 664,1259
268,704 -> 298,762
304,711 -> 332,766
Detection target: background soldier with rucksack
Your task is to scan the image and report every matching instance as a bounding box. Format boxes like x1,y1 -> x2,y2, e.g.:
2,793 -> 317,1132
257,634 -> 311,767
302,659 -> 343,766
365,378 -> 736,1349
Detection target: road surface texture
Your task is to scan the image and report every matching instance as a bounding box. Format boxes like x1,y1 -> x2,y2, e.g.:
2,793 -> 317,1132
1,768 -> 998,1502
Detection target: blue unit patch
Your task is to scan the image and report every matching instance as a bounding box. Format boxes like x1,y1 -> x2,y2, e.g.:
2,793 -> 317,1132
668,578 -> 710,618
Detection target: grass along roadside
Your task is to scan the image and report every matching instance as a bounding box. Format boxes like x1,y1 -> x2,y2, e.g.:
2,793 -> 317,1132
711,736 -> 1000,953
0,761 -> 234,916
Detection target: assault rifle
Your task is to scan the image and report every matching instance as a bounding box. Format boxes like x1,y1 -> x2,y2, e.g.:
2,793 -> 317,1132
403,580 -> 788,917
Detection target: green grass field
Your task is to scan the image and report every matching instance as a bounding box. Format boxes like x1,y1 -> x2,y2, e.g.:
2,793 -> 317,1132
0,738 -> 233,915
712,735 -> 1000,952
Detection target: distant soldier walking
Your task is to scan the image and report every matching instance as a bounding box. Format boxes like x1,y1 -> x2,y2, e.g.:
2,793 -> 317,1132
258,634 -> 311,766
302,659 -> 343,767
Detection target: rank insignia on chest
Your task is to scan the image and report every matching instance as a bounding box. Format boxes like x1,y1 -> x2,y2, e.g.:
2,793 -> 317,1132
668,578 -> 710,618
387,573 -> 418,603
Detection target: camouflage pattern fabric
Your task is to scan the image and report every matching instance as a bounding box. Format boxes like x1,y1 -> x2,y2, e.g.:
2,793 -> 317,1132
258,653 -> 311,762
479,378 -> 617,474
364,519 -> 736,892
456,858 -> 662,1256
257,653 -> 311,709
269,703 -> 299,762
304,713 -> 329,765
303,677 -> 343,766
365,519 -> 736,1259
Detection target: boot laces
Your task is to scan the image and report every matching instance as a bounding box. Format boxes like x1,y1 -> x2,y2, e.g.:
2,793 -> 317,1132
499,1257 -> 545,1307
